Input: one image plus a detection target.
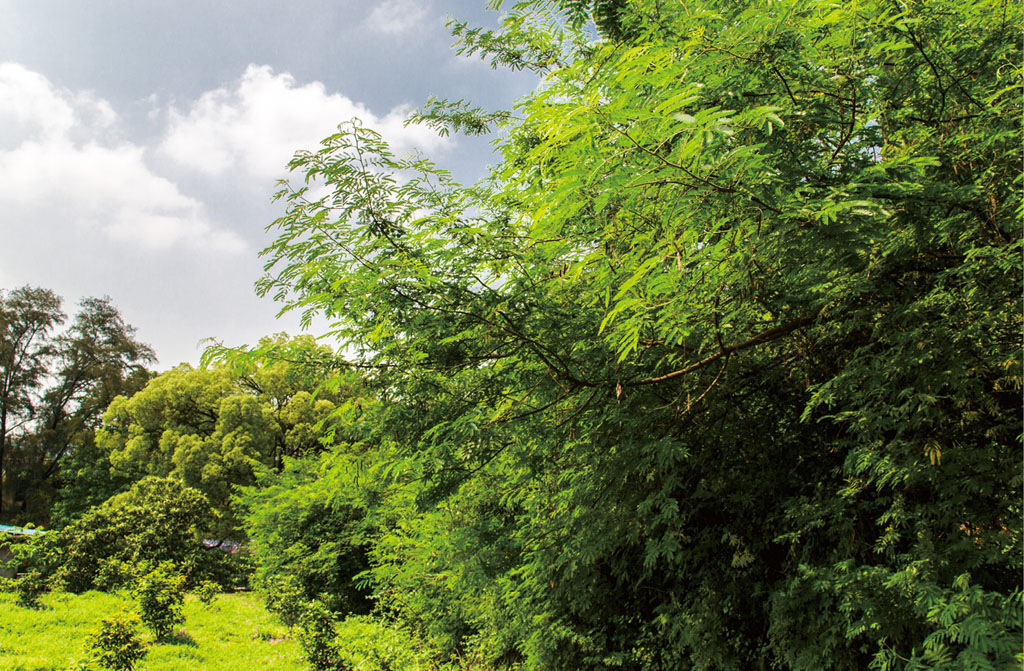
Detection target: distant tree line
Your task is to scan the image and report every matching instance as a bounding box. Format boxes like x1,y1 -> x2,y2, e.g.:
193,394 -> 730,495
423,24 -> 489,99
0,286 -> 154,523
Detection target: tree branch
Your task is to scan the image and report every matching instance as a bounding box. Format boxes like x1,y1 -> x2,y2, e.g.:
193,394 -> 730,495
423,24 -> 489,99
629,315 -> 815,386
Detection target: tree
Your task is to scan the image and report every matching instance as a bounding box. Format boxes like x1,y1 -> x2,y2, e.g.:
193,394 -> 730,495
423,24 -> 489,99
0,290 -> 154,523
98,335 -> 346,539
257,1 -> 1020,668
0,287 -> 65,517
22,297 -> 155,522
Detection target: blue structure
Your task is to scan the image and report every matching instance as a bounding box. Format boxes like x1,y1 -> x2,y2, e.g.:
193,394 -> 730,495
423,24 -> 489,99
0,524 -> 46,536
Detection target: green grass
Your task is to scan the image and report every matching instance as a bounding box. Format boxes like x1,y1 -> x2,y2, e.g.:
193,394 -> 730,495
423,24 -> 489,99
0,590 -> 305,671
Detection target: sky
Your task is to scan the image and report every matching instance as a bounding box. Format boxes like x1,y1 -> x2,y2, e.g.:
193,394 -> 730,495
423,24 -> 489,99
0,0 -> 539,369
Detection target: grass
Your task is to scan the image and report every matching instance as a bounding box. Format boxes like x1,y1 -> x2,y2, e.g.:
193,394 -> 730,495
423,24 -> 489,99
0,589 -> 306,671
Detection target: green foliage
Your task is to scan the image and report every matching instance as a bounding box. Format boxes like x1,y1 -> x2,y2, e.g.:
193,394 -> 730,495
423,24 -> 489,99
25,476 -> 232,593
297,600 -> 349,671
133,562 -> 186,641
334,614 -> 454,671
193,580 -> 220,606
0,288 -> 154,525
262,574 -> 309,629
0,286 -> 65,521
83,611 -> 146,671
100,335 -> 342,539
242,447 -> 372,618
14,570 -> 47,608
255,0 -> 1022,669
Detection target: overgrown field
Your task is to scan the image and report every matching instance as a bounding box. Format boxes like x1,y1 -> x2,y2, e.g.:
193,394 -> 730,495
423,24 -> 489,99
0,590 -> 304,671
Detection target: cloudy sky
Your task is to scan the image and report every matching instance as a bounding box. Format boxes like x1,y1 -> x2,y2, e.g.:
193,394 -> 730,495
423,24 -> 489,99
0,0 -> 538,369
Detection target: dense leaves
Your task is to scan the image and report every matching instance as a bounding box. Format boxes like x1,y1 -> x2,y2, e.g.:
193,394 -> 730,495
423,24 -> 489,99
84,611 -> 147,671
98,335 -> 342,538
256,0 -> 1021,668
23,477 -> 225,593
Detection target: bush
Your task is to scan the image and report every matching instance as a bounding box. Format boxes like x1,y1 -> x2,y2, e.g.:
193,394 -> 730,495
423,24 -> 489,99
193,579 -> 219,606
14,570 -> 48,608
94,558 -> 134,592
335,615 -> 442,671
263,574 -> 309,628
242,454 -> 371,617
84,611 -> 147,671
24,477 -> 251,593
297,600 -> 349,671
133,563 -> 186,641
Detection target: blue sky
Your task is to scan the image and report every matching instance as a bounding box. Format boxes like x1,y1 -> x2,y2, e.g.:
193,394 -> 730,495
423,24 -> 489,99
0,0 -> 538,368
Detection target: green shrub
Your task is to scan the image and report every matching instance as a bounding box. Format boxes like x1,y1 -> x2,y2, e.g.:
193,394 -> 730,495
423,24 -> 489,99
94,558 -> 134,593
34,478 -> 207,593
24,477 -> 251,594
193,579 -> 219,606
263,574 -> 310,629
14,570 -> 48,608
84,611 -> 147,670
243,461 -> 371,617
133,563 -> 186,641
297,600 -> 349,671
335,615 -> 442,671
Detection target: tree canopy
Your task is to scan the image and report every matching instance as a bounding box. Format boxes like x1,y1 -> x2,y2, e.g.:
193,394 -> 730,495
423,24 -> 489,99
98,335 -> 348,539
0,288 -> 154,523
253,0 -> 1021,668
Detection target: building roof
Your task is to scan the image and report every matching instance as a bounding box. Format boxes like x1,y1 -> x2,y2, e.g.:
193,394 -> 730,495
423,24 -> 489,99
0,524 -> 45,536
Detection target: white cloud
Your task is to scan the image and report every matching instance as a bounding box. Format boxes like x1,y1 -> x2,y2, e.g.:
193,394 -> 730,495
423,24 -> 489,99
364,0 -> 430,36
0,63 -> 245,254
160,64 -> 450,182
0,63 -> 76,143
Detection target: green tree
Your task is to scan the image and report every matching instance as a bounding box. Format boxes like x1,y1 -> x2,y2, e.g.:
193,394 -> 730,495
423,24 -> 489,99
0,286 -> 64,518
99,335 -> 344,539
257,1 -> 1021,668
21,297 -> 154,522
0,289 -> 153,524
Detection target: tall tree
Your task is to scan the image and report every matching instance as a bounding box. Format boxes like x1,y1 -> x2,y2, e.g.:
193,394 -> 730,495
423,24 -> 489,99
98,335 -> 345,538
26,297 -> 156,522
258,0 -> 1020,668
0,286 -> 64,516
0,290 -> 154,522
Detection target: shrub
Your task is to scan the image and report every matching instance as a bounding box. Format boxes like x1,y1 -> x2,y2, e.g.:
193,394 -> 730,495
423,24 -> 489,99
25,477 -> 250,594
14,570 -> 48,608
297,600 -> 349,671
335,615 -> 442,671
193,579 -> 219,606
84,611 -> 147,670
242,456 -> 371,617
133,563 -> 186,641
94,558 -> 134,593
263,574 -> 310,629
